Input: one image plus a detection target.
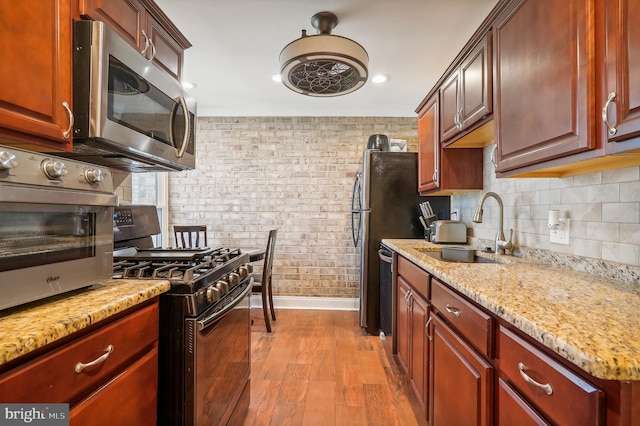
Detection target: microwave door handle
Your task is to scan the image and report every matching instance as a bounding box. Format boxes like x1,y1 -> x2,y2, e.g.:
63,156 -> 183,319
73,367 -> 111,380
168,96 -> 190,158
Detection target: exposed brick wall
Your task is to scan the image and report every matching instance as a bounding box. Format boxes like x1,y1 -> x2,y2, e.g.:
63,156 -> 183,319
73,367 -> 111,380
167,117 -> 419,298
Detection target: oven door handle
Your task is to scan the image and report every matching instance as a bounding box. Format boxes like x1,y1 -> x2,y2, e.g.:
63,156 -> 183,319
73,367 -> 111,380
196,278 -> 253,332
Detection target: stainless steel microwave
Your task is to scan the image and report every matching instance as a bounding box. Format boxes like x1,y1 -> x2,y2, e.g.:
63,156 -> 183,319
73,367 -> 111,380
61,20 -> 196,172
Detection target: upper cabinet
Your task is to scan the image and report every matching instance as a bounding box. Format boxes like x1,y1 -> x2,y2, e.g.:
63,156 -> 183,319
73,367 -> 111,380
417,94 -> 484,196
493,0 -> 596,173
0,0 -> 190,153
79,0 -> 191,81
441,32 -> 493,144
602,0 -> 640,152
491,0 -> 640,177
0,0 -> 74,152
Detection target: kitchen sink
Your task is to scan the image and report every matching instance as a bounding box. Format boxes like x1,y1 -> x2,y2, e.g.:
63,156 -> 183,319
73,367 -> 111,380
415,248 -> 501,264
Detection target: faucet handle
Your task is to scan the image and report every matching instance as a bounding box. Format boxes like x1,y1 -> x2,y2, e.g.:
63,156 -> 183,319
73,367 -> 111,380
498,229 -> 514,251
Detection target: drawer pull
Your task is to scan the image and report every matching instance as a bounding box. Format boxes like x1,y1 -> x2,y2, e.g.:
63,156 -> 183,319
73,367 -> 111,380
445,304 -> 461,317
518,362 -> 553,395
75,345 -> 114,373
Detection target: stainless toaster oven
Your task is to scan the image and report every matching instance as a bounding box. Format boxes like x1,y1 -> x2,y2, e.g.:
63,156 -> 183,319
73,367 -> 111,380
0,145 -> 117,310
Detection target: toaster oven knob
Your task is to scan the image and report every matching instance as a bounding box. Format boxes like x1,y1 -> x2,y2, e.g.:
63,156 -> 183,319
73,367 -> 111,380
84,168 -> 104,184
42,160 -> 68,179
0,151 -> 17,170
237,267 -> 248,279
206,286 -> 220,303
216,280 -> 229,295
229,272 -> 240,285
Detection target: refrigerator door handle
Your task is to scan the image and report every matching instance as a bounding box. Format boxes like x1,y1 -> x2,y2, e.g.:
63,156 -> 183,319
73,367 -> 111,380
351,172 -> 363,247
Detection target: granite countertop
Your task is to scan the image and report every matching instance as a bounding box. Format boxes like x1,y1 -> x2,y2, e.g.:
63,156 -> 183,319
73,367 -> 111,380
383,239 -> 640,381
0,279 -> 170,367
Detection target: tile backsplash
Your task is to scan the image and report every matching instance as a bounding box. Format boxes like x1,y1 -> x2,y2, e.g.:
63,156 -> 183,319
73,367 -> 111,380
454,145 -> 640,271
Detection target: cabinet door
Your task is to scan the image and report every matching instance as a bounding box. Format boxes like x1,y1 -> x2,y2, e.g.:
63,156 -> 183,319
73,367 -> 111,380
430,314 -> 493,426
396,277 -> 411,375
146,13 -> 184,81
493,0 -> 595,172
409,294 -> 429,412
440,72 -> 461,142
79,0 -> 146,50
0,0 -> 73,151
460,32 -> 492,131
497,378 -> 550,426
417,95 -> 439,193
603,0 -> 640,145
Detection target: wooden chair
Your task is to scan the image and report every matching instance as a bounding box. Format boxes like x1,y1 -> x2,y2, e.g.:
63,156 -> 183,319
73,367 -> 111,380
173,225 -> 208,248
252,229 -> 278,332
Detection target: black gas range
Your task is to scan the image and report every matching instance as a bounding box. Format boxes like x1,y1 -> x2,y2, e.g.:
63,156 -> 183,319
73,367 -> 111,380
112,205 -> 252,425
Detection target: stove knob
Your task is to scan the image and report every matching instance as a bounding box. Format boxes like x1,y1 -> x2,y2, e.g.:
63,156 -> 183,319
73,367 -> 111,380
42,160 -> 68,179
84,168 -> 104,184
229,272 -> 240,285
206,286 -> 220,303
0,151 -> 17,170
244,263 -> 254,274
238,267 -> 248,279
216,280 -> 229,295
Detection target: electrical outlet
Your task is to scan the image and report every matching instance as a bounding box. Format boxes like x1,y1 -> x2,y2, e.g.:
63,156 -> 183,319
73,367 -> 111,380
549,219 -> 570,245
451,209 -> 460,221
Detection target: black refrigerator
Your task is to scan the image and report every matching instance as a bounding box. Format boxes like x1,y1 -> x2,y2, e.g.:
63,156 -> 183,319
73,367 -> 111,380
351,150 -> 450,336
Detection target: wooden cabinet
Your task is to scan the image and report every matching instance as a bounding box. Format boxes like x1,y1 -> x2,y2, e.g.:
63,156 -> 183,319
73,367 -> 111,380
80,0 -> 191,81
602,0 -> 640,153
0,0 -> 73,152
497,378 -> 550,426
497,326 -> 603,426
0,300 -> 159,422
395,256 -> 430,416
493,0 -> 596,173
417,94 -> 484,196
441,32 -> 493,143
430,314 -> 494,426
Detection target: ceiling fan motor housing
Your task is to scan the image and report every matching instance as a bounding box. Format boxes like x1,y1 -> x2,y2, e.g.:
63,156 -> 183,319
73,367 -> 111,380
279,12 -> 369,97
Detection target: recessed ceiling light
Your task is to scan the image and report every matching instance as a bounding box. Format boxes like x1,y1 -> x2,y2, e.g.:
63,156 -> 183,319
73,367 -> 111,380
272,74 -> 282,82
181,81 -> 197,90
372,74 -> 389,84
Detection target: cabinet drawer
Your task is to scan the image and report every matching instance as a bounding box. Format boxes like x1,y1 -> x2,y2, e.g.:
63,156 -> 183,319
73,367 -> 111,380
398,256 -> 429,299
498,326 -> 603,426
0,303 -> 158,404
70,348 -> 158,426
431,278 -> 493,357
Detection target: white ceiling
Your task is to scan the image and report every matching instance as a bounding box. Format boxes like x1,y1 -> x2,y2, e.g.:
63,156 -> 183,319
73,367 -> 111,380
155,0 -> 499,117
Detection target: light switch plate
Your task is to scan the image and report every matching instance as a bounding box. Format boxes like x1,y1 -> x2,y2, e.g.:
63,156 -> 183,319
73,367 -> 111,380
550,219 -> 570,245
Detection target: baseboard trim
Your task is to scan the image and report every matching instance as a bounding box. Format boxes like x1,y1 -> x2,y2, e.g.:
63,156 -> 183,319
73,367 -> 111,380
250,295 -> 359,311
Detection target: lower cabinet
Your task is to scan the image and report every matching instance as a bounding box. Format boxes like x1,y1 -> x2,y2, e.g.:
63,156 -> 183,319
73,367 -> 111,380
0,300 -> 159,424
393,254 -> 613,426
430,314 -> 494,426
396,257 -> 431,419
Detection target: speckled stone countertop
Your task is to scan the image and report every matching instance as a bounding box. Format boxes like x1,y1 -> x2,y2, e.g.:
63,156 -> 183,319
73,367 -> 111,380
0,279 -> 170,367
383,239 -> 640,381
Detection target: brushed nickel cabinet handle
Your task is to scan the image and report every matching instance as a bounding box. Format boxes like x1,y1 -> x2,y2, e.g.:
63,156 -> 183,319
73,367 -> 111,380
490,144 -> 498,170
140,30 -> 151,56
75,345 -> 114,373
425,317 -> 433,341
518,362 -> 553,395
62,101 -> 73,139
602,92 -> 617,136
445,304 -> 460,317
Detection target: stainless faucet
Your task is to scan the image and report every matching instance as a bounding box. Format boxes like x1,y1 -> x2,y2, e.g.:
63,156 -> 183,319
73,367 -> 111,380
472,191 -> 513,255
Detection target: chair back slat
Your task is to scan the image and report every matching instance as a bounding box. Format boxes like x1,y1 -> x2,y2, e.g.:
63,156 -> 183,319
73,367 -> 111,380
173,225 -> 208,248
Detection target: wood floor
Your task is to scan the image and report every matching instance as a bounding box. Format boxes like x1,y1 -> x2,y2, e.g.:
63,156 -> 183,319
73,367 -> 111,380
245,309 -> 427,426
